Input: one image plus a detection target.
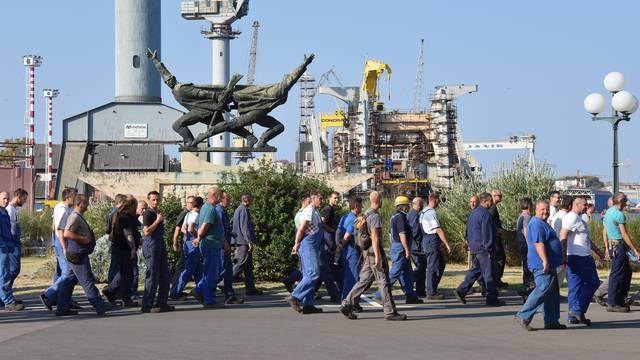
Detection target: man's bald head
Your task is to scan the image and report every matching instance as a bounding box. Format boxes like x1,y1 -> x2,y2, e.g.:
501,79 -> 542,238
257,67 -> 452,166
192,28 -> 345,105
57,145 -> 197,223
207,186 -> 221,204
535,199 -> 550,221
0,191 -> 9,208
369,191 -> 381,209
412,197 -> 423,211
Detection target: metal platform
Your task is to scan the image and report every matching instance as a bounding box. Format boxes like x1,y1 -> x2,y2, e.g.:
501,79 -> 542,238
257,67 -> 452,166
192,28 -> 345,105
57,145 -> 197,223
179,146 -> 276,153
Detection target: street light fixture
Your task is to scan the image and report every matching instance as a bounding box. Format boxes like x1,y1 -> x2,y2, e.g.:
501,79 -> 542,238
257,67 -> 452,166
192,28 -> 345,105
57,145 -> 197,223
584,72 -> 637,193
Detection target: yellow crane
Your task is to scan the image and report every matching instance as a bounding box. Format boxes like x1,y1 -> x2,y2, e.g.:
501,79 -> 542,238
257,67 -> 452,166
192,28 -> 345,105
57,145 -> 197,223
361,59 -> 392,109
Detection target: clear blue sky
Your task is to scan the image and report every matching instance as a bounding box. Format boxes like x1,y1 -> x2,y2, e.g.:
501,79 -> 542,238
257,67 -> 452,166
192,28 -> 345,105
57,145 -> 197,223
1,1 -> 638,182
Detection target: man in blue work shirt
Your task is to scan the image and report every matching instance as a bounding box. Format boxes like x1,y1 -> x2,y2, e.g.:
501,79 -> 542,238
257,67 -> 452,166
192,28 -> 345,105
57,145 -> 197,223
232,192 -> 263,295
337,198 -> 362,302
141,191 -> 174,313
408,197 -> 426,297
386,195 -> 422,304
3,188 -> 28,310
604,192 -> 639,312
420,193 -> 452,300
454,192 -> 503,306
0,191 -> 24,311
217,191 -> 242,304
515,199 -> 566,331
192,186 -> 230,308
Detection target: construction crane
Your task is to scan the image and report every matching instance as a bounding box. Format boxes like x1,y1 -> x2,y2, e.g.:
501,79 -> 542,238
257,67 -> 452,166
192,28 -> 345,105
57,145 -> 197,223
233,20 -> 259,163
361,60 -> 392,108
463,134 -> 537,171
412,39 -> 425,113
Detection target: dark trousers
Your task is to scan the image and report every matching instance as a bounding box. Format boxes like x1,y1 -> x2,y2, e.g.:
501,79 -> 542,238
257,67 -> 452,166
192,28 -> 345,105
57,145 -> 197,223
218,253 -> 236,298
142,243 -> 170,309
317,250 -> 340,298
425,248 -> 445,296
607,243 -> 632,307
411,254 -> 427,296
233,244 -> 256,291
457,252 -> 498,303
519,241 -> 534,291
105,246 -> 135,301
493,237 -> 506,281
57,254 -> 107,313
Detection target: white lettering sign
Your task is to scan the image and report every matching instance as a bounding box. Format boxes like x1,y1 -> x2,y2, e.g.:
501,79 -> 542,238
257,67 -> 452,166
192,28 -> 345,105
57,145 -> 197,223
124,123 -> 148,138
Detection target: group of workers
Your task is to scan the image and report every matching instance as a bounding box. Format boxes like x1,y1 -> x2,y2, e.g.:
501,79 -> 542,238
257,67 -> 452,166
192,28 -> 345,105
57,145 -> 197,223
1,185 -> 637,331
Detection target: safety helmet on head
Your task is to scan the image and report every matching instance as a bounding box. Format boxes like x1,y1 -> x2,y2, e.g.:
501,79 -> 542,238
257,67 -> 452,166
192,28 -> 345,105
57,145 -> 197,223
394,195 -> 410,207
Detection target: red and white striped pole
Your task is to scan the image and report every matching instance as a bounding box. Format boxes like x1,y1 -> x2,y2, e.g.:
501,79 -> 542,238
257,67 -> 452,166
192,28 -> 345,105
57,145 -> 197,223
43,89 -> 59,200
23,55 -> 42,169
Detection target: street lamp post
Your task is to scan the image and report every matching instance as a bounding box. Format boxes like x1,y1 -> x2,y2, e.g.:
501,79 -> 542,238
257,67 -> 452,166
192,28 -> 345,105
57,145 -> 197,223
584,72 -> 637,194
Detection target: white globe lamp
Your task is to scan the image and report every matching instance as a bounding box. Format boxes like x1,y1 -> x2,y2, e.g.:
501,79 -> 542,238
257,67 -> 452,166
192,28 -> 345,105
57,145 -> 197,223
612,90 -> 637,113
584,93 -> 607,115
604,72 -> 625,93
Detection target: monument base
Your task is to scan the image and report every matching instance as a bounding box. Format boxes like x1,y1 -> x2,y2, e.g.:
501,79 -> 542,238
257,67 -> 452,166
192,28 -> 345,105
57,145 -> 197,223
179,146 -> 276,153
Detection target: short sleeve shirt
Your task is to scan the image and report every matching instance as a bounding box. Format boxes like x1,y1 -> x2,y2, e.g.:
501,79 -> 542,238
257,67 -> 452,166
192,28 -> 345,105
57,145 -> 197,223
364,208 -> 383,252
198,203 -> 223,249
420,207 -> 440,235
65,211 -> 94,254
176,208 -> 189,228
563,211 -> 591,257
551,209 -> 567,234
320,205 -> 338,230
294,209 -> 303,230
111,213 -> 141,251
300,205 -> 321,236
604,207 -> 625,240
516,213 -> 531,244
143,208 -> 165,244
6,203 -> 20,245
390,210 -> 409,246
526,216 -> 563,270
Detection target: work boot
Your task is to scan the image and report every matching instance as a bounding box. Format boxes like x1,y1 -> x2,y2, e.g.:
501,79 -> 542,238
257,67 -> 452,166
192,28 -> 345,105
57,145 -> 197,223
606,305 -> 630,313
486,299 -> 505,307
543,323 -> 567,330
122,300 -> 139,308
426,293 -> 445,300
496,280 -> 509,288
385,312 -> 407,321
151,304 -> 176,313
39,293 -> 53,311
55,309 -> 78,317
405,296 -> 424,304
225,296 -> 244,305
340,304 -> 357,320
568,311 -> 592,326
5,302 -> 25,311
353,303 -> 363,313
71,301 -> 84,310
302,305 -> 323,314
96,303 -> 114,317
171,292 -> 189,301
593,295 -> 606,307
102,287 -> 116,303
454,289 -> 467,305
514,316 -> 536,331
141,307 -> 152,313
287,296 -> 302,313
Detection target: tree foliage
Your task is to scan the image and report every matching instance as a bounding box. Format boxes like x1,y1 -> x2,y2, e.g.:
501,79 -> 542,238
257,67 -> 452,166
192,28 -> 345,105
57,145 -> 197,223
159,194 -> 184,275
0,137 -> 26,167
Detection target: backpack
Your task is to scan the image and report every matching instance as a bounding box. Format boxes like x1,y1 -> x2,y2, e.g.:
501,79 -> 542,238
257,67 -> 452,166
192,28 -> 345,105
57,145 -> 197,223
355,215 -> 372,251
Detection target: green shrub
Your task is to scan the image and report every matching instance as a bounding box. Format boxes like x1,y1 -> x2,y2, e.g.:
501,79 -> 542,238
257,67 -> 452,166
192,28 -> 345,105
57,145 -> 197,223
19,208 -> 53,250
219,159 -> 333,280
159,194 -> 186,276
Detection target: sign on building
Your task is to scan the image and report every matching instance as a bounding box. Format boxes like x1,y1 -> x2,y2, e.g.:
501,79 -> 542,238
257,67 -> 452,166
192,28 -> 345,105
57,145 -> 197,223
124,123 -> 148,139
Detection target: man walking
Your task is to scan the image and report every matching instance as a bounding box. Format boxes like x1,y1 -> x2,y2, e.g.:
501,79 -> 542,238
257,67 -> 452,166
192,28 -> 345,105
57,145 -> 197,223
318,191 -> 341,302
551,196 -> 572,289
56,195 -> 112,316
141,191 -> 174,313
516,198 -> 534,299
515,200 -> 565,331
408,197 -> 426,297
420,193 -> 452,300
561,196 -> 601,325
339,191 -> 406,321
232,193 -> 263,296
336,198 -> 362,304
4,189 -> 28,309
170,197 -> 203,300
217,191 -> 242,304
287,191 -> 324,314
488,189 -> 507,287
604,192 -> 639,312
0,191 -> 24,311
192,186 -> 230,309
454,193 -> 503,306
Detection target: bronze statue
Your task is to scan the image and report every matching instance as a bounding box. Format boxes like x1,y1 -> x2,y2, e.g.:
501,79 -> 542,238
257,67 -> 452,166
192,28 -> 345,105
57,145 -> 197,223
147,49 -> 314,151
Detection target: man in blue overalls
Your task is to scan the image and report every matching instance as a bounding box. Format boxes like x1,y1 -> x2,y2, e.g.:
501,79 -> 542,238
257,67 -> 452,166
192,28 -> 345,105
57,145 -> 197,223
287,191 -> 324,315
420,193 -> 452,300
408,197 -> 426,297
0,191 -> 24,311
386,196 -> 422,304
170,197 -> 203,300
3,189 -> 28,310
141,191 -> 174,313
217,191 -> 242,304
336,198 -> 362,307
56,195 -> 112,316
40,188 -> 80,311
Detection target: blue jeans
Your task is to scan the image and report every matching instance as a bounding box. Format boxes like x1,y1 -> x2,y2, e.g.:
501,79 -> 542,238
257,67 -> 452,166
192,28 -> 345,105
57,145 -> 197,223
457,251 -> 498,303
291,239 -> 320,307
171,244 -> 202,299
517,268 -> 560,326
57,254 -> 108,313
44,245 -> 71,305
0,247 -> 16,304
425,248 -> 445,296
387,245 -> 416,297
608,243 -> 631,307
194,247 -> 222,305
341,246 -> 361,300
412,254 -> 427,296
567,255 -> 599,319
142,242 -> 170,309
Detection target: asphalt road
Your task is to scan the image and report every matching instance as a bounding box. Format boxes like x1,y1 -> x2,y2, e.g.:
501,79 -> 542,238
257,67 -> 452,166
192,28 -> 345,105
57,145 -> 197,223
1,291 -> 639,360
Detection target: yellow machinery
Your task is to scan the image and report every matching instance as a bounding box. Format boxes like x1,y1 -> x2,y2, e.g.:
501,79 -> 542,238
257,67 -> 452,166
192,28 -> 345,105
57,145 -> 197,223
318,109 -> 347,140
361,59 -> 392,106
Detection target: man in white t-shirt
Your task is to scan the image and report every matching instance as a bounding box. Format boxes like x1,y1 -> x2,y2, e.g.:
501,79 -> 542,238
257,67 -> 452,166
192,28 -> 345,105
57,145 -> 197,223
40,188 -> 77,310
551,196 -> 571,289
548,191 -> 561,225
560,196 -> 602,326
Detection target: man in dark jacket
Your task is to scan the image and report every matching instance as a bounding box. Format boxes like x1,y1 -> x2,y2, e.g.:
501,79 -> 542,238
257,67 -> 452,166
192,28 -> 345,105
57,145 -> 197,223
408,197 -> 426,297
488,189 -> 507,287
232,193 -> 262,295
454,192 -> 504,306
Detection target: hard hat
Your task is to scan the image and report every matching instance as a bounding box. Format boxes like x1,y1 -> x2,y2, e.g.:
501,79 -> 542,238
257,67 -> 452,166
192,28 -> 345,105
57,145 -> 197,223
394,196 -> 410,207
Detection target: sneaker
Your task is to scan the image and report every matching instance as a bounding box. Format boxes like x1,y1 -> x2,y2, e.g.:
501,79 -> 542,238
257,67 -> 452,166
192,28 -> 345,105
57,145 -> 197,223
340,304 -> 357,319
544,323 -> 567,330
353,303 -> 363,313
302,306 -> 323,314
454,289 -> 467,305
607,305 -> 630,313
224,296 -> 244,305
514,316 -> 536,331
486,299 -> 505,307
141,307 -> 152,313
150,304 -> 176,313
203,303 -> 225,309
191,290 -> 204,305
5,302 -> 25,311
40,294 -> 52,311
245,289 -> 264,296
287,296 -> 302,313
55,309 -> 78,316
426,294 -> 445,301
385,313 -> 407,321
405,296 -> 424,304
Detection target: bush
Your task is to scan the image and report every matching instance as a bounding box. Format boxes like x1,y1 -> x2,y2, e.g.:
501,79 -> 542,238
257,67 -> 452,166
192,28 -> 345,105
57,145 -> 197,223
159,194 -> 184,275
219,159 -> 333,280
19,208 -> 53,250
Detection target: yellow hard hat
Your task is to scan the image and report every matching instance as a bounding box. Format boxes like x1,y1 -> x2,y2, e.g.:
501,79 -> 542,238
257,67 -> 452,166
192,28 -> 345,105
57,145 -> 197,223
394,195 -> 410,207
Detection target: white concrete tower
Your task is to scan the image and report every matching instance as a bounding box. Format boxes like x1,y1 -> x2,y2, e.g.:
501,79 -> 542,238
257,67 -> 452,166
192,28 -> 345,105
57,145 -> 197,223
115,0 -> 161,103
181,0 -> 249,166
